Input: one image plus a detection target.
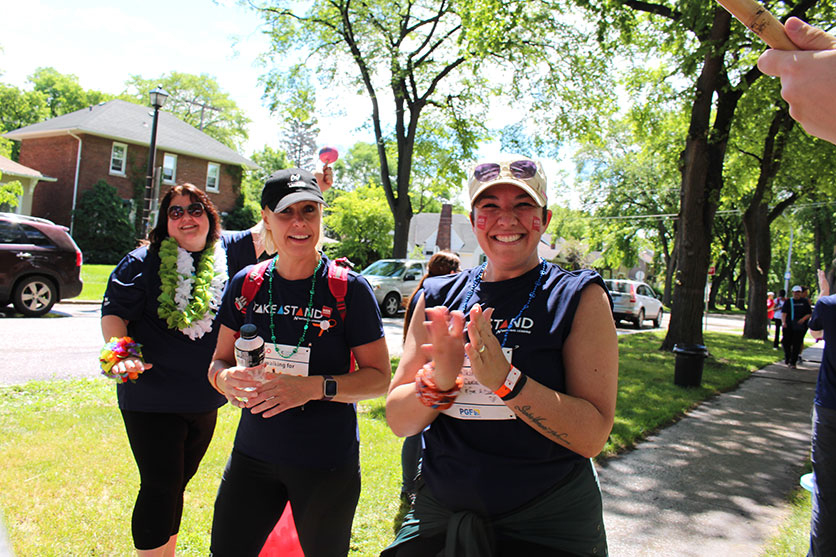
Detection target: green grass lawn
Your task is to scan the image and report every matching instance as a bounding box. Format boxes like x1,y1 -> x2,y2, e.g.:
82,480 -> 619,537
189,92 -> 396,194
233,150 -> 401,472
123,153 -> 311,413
78,264 -> 114,302
0,332 -> 796,555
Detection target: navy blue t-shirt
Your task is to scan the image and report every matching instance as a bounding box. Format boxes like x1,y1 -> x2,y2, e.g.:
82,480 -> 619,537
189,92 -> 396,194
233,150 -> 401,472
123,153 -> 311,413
217,254 -> 384,469
783,296 -> 812,329
222,229 -> 257,279
419,262 -> 609,516
808,295 -> 836,409
102,246 -> 226,413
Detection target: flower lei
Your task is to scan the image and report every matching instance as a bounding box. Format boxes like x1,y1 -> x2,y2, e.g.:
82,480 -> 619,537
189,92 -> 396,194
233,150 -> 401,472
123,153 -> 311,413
100,337 -> 144,383
157,237 -> 227,340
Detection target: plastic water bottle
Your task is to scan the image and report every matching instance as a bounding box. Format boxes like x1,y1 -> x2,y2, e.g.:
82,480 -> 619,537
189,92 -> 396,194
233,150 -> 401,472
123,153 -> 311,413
235,324 -> 265,383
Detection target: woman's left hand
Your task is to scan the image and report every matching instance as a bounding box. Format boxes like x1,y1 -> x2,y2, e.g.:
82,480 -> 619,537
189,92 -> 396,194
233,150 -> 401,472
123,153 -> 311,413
464,304 -> 509,391
244,372 -> 319,418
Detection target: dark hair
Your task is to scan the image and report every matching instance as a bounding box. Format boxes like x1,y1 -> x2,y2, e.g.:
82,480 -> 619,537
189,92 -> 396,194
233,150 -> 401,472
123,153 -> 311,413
403,251 -> 462,340
148,183 -> 221,250
779,289 -> 786,297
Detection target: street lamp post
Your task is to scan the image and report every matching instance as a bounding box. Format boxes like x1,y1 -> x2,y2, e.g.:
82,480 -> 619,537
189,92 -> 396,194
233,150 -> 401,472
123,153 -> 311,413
142,85 -> 169,237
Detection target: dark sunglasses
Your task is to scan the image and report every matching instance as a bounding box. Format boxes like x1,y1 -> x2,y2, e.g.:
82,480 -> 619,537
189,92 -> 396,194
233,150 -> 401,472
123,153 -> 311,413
168,202 -> 205,221
472,160 -> 538,183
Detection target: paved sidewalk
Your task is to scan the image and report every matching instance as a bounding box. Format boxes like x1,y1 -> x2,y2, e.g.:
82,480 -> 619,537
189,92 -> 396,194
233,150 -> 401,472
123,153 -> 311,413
598,347 -> 819,556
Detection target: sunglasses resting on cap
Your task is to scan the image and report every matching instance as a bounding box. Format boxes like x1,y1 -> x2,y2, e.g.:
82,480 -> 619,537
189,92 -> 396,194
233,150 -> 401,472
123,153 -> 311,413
467,156 -> 548,207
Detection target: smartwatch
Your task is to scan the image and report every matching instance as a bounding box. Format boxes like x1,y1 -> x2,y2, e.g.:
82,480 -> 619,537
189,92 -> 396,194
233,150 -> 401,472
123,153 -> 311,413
322,375 -> 337,401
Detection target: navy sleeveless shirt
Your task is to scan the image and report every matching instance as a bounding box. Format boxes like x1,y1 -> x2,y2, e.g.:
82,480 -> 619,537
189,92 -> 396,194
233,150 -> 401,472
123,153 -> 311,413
419,262 -> 608,516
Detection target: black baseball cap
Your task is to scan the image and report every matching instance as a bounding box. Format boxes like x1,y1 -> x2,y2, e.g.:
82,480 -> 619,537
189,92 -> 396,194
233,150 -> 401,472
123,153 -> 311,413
260,168 -> 326,213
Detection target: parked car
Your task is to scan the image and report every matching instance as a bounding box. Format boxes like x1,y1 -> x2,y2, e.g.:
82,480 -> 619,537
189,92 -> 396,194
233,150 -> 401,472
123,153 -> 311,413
604,278 -> 664,329
360,258 -> 427,317
0,213 -> 83,317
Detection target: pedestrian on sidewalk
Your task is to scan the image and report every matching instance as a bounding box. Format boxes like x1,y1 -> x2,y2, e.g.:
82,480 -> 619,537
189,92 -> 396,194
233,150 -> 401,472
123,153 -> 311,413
806,269 -> 836,556
783,285 -> 811,368
774,289 -> 786,349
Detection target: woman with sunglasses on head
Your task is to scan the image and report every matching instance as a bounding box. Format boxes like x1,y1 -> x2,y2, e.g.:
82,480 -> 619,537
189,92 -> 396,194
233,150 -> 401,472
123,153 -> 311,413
207,168 -> 390,556
101,183 -> 233,556
384,156 -> 618,556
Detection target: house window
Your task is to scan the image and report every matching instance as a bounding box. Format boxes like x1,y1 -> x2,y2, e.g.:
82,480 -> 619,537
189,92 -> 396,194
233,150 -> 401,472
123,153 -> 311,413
110,142 -> 127,175
206,163 -> 220,193
162,154 -> 177,184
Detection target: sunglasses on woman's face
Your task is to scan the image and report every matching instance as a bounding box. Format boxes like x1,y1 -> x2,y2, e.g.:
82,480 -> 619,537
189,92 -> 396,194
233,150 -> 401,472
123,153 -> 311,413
168,202 -> 205,221
472,160 -> 538,183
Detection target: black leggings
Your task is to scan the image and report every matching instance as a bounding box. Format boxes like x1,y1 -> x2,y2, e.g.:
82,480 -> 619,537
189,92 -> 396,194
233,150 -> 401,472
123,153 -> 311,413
121,409 -> 217,550
210,449 -> 361,557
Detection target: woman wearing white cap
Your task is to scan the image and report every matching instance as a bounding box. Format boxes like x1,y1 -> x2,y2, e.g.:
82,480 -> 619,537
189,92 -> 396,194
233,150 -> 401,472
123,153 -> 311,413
207,168 -> 390,556
384,156 -> 617,555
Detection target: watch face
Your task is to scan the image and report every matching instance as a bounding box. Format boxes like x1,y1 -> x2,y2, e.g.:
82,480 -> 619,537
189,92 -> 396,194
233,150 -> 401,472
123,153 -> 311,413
324,377 -> 338,398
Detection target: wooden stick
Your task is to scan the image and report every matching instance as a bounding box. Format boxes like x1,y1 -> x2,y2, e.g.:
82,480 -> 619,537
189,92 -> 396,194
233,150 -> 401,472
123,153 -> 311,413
716,0 -> 797,50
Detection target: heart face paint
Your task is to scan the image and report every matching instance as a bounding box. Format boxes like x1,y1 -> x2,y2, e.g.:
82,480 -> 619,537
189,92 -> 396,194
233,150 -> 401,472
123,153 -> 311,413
476,215 -> 487,230
532,217 -> 541,232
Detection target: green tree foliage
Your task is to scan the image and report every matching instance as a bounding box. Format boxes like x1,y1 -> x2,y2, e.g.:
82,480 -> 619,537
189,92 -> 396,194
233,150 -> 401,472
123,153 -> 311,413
29,67 -> 111,117
123,72 -> 250,150
263,66 -> 319,170
72,181 -> 136,264
250,0 -> 594,256
0,172 -> 23,210
323,184 -> 393,268
242,146 -> 290,203
572,0 -> 836,350
0,83 -> 48,160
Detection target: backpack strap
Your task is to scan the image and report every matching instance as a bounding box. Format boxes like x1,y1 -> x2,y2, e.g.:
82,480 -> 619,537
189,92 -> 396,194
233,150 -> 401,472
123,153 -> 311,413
327,261 -> 356,372
328,261 -> 349,321
234,259 -> 272,315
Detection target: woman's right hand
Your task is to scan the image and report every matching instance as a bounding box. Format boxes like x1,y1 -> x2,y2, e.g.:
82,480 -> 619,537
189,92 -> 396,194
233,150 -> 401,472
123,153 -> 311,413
216,364 -> 265,407
422,306 -> 465,390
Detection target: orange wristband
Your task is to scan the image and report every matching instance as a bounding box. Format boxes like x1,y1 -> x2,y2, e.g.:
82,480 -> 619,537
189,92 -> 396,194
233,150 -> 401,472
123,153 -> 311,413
493,366 -> 521,399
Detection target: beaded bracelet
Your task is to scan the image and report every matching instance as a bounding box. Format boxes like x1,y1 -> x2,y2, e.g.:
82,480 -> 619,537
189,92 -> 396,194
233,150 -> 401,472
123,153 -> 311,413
99,336 -> 145,383
415,362 -> 463,410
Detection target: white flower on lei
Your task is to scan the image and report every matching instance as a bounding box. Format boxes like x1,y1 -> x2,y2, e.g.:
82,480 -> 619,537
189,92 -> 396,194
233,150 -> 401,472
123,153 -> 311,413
174,241 -> 227,340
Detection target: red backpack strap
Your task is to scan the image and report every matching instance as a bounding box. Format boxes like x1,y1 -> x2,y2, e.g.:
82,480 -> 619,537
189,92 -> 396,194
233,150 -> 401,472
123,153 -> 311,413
327,261 -> 356,371
235,259 -> 272,315
328,261 -> 349,321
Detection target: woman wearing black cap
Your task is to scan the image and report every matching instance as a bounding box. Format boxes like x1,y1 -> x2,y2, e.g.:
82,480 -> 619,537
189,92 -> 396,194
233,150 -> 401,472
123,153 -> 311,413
207,168 -> 390,556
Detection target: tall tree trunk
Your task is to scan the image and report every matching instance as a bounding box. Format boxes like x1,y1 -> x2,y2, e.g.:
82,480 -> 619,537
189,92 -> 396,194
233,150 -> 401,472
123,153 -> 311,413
743,203 -> 771,338
736,260 -> 747,310
742,106 -> 794,339
662,9 -> 732,351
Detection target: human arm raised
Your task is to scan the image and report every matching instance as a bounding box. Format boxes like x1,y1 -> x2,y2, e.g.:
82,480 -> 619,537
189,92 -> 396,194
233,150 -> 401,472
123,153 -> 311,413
386,295 -> 466,437
757,17 -> 836,145
465,284 -> 618,458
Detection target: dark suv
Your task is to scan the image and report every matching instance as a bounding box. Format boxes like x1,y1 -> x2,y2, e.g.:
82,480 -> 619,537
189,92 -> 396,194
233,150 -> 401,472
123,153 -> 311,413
0,213 -> 83,316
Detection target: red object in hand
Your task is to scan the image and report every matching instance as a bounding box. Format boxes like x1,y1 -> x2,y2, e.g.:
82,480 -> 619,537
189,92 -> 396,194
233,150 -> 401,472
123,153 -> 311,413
319,146 -> 339,165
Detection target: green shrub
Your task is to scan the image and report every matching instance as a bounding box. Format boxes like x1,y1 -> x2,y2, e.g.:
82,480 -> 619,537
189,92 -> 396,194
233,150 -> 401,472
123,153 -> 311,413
72,180 -> 137,264
222,193 -> 260,230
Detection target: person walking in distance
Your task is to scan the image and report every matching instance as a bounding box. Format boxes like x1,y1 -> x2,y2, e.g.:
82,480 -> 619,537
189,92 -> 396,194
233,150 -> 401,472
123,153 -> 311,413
783,285 -> 812,368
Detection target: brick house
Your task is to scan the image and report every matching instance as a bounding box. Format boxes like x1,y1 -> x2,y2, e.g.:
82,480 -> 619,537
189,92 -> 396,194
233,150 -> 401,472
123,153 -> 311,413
3,99 -> 257,231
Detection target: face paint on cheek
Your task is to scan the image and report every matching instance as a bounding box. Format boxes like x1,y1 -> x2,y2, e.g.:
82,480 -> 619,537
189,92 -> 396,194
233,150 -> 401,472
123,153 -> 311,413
532,217 -> 541,232
476,215 -> 487,230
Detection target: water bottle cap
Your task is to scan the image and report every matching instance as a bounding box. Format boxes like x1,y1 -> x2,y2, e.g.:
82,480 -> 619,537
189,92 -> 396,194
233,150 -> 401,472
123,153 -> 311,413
240,323 -> 258,339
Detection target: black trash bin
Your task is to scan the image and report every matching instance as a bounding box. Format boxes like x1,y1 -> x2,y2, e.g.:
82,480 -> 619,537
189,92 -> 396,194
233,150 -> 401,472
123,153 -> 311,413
672,344 -> 708,387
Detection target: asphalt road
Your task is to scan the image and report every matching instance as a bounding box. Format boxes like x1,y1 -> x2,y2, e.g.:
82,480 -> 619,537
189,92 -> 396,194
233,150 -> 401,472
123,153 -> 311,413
0,303 -> 743,386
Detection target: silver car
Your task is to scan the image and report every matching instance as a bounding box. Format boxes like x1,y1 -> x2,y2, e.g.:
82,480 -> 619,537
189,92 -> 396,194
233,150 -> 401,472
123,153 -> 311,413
604,279 -> 664,329
360,259 -> 427,317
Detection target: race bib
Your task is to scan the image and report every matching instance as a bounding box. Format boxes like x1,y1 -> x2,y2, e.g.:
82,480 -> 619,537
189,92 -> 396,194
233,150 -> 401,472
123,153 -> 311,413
264,344 -> 311,376
441,348 -> 515,420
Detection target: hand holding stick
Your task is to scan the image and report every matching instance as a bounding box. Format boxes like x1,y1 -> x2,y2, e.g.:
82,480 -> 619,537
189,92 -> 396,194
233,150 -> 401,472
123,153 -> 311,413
716,0 -> 797,50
